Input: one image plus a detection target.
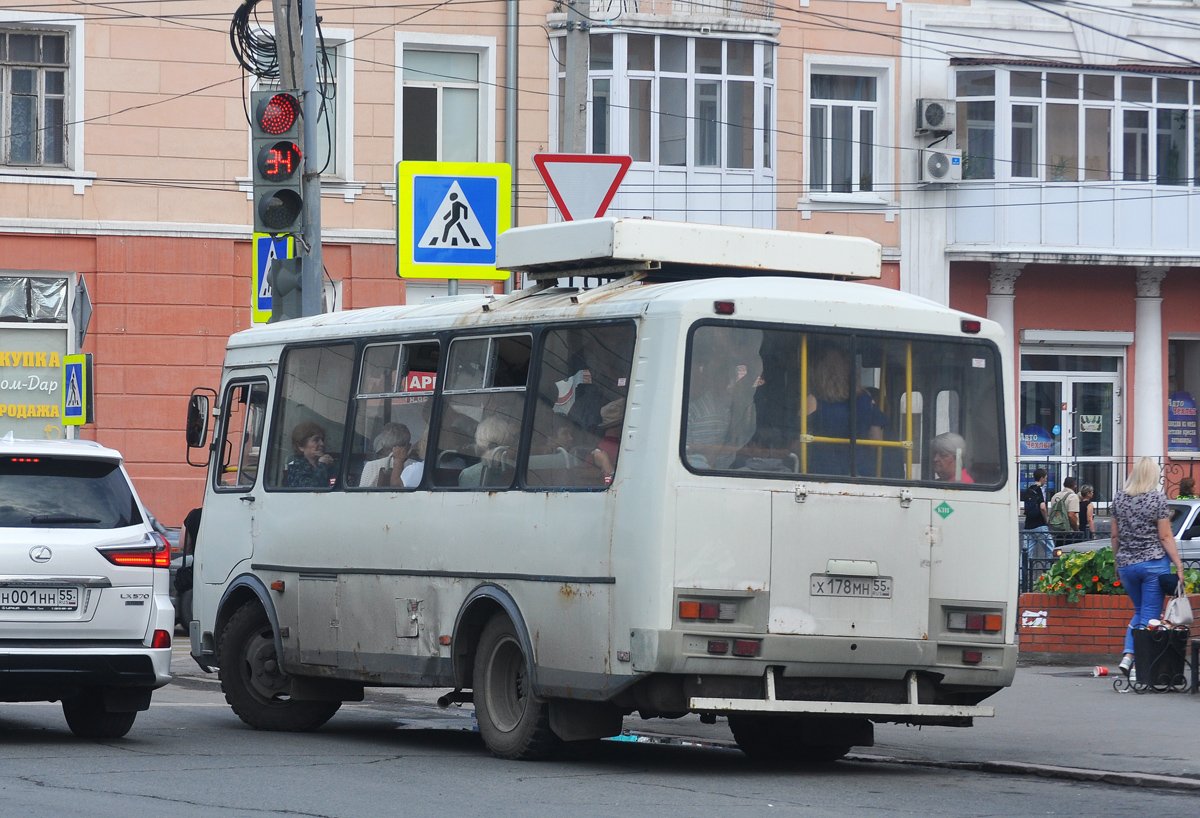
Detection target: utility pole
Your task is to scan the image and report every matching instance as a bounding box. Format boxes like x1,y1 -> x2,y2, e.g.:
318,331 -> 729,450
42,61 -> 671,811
563,0 -> 589,154
273,0 -> 322,317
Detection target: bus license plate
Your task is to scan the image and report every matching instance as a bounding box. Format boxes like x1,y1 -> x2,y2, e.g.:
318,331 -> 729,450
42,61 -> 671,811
0,586 -> 79,611
810,575 -> 892,599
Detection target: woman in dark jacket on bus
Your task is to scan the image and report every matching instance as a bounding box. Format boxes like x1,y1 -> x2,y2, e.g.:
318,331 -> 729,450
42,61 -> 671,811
1111,458 -> 1186,676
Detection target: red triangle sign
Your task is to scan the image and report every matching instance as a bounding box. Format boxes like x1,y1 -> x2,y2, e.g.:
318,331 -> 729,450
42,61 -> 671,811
533,153 -> 632,221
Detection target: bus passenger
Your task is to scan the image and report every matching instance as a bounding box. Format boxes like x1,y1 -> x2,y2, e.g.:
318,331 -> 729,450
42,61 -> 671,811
588,399 -> 625,483
360,423 -> 417,488
931,432 -> 974,484
805,348 -> 886,475
286,421 -> 337,488
686,329 -> 761,470
458,416 -> 515,488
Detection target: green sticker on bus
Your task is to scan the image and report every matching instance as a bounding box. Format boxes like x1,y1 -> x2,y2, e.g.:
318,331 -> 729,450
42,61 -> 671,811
936,502 -> 954,519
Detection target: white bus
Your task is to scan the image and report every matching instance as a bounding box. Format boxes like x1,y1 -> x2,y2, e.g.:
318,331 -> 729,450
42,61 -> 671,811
185,219 -> 1017,761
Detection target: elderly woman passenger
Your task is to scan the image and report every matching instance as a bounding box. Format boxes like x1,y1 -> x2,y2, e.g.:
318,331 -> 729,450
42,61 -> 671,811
359,423 -> 418,488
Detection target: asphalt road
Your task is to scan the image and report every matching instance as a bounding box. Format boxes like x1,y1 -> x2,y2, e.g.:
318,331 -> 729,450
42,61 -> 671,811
0,656 -> 1196,817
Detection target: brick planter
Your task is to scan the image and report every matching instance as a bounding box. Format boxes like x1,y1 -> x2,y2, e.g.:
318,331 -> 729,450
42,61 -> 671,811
1018,592 -> 1200,659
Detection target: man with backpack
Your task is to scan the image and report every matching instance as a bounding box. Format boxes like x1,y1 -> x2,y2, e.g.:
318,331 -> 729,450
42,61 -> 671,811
1047,477 -> 1081,545
1022,469 -> 1053,560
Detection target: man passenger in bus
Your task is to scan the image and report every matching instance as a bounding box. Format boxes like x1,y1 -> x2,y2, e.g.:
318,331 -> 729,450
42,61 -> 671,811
458,416 -> 516,488
285,421 -> 337,488
804,348 -> 886,475
686,329 -> 761,470
359,423 -> 420,488
930,432 -> 974,484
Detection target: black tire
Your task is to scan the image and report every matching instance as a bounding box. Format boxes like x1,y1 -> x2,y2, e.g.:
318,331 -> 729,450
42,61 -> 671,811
218,602 -> 340,732
61,688 -> 137,739
473,614 -> 557,760
728,714 -> 851,764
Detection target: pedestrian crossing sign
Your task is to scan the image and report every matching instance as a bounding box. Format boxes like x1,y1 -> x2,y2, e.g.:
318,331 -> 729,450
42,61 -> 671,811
62,353 -> 88,426
396,161 -> 511,280
251,234 -> 295,324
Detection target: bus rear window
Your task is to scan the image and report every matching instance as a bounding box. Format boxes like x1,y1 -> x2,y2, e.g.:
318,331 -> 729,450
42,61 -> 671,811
0,457 -> 142,528
683,324 -> 1005,487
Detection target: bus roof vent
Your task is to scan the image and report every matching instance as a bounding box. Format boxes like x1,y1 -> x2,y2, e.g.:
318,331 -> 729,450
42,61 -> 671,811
496,218 -> 882,282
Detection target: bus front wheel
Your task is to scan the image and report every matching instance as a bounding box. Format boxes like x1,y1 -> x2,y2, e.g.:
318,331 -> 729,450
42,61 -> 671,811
218,603 -> 340,732
473,614 -> 557,760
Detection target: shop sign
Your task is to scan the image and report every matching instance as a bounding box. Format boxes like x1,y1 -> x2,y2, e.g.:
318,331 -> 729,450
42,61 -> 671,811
0,328 -> 66,439
1020,424 -> 1055,456
1168,391 -> 1198,452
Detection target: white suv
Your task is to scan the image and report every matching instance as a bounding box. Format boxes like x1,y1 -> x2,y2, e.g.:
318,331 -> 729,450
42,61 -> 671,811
0,436 -> 173,738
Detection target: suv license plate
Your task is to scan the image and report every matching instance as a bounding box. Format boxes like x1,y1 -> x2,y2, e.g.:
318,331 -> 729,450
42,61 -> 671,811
810,575 -> 893,599
0,587 -> 79,611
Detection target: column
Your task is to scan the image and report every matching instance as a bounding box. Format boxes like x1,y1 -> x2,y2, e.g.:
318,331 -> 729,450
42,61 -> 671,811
1133,267 -> 1167,459
986,262 -> 1023,347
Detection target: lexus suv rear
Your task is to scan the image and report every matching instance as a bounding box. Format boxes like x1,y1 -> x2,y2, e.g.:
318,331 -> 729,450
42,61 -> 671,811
0,437 -> 173,738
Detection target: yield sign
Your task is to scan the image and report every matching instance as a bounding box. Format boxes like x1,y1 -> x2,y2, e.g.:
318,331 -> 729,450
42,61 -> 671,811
533,153 -> 632,221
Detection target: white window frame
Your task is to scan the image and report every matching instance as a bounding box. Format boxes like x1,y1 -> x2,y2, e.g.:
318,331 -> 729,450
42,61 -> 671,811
394,31 -> 496,167
0,12 -> 91,194
803,56 -> 891,206
244,27 -> 358,201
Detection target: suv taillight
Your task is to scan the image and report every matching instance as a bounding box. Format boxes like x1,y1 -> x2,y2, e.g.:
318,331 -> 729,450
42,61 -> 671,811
97,534 -> 170,568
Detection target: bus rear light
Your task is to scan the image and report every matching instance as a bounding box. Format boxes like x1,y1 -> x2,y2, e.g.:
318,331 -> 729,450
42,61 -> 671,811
679,599 -> 739,622
714,300 -> 735,315
151,629 -> 171,649
732,639 -> 761,657
962,650 -> 983,665
679,601 -> 701,619
961,319 -> 981,333
97,536 -> 170,568
718,602 -> 737,621
698,602 -> 720,620
947,611 -> 1003,633
707,639 -> 730,655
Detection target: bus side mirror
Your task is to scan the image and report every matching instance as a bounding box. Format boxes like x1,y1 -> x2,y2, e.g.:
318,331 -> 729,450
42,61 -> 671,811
186,388 -> 216,467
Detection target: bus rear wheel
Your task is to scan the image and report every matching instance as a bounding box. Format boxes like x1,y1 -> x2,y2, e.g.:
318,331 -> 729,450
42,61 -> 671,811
473,614 -> 557,760
728,714 -> 852,764
218,603 -> 340,732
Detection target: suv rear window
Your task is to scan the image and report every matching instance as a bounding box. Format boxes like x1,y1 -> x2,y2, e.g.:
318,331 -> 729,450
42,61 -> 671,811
0,457 -> 143,529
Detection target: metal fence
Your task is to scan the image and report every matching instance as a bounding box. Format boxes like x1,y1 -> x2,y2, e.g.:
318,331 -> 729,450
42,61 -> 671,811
1018,457 -> 1200,509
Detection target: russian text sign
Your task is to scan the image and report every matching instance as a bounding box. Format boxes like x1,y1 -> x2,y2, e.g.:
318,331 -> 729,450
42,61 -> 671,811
1168,391 -> 1198,452
396,161 -> 511,280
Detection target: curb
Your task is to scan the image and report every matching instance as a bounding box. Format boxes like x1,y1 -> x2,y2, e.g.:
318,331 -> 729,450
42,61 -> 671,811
849,753 -> 1200,792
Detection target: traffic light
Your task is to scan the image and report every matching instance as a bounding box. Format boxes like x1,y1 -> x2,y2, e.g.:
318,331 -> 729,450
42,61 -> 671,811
267,256 -> 303,322
251,90 -> 304,235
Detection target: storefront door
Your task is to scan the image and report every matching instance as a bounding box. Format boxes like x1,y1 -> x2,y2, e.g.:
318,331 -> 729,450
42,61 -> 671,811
1019,352 -> 1123,502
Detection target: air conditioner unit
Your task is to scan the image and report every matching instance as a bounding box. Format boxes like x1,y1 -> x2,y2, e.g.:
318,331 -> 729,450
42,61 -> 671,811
920,149 -> 962,184
916,99 -> 956,134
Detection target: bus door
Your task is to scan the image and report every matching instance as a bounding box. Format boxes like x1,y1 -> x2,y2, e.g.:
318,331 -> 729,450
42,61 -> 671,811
201,376 -> 271,585
769,486 -> 932,640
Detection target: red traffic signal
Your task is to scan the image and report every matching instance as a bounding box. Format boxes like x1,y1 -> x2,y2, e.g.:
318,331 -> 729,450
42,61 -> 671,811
256,92 -> 301,135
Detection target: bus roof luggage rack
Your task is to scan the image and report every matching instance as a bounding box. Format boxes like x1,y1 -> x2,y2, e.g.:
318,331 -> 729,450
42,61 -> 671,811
496,218 -> 883,282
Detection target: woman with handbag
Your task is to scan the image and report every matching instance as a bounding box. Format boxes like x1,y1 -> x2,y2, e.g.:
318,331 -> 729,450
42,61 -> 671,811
1111,458 -> 1187,676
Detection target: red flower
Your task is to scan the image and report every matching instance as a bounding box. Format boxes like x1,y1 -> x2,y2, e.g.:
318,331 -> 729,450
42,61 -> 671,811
1092,576 -> 1100,582
1114,580 -> 1121,586
1075,584 -> 1083,589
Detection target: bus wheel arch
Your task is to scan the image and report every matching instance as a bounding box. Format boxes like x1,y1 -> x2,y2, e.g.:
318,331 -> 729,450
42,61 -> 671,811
215,574 -> 282,665
452,584 -> 538,693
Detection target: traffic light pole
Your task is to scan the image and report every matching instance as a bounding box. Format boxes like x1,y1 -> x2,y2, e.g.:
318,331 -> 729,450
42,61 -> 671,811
299,0 -> 323,318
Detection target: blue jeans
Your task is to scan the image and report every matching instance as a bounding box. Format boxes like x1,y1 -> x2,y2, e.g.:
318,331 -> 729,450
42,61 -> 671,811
1024,526 -> 1054,560
1117,556 -> 1176,655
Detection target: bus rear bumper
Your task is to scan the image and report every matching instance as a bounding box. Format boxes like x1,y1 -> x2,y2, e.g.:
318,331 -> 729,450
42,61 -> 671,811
689,669 -> 994,721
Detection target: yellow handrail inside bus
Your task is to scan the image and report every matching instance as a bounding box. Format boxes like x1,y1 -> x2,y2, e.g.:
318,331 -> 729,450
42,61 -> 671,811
906,342 -> 914,479
799,334 -> 808,474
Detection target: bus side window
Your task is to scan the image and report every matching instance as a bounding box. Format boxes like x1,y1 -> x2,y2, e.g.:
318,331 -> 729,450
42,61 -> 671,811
526,323 -> 636,489
434,334 -> 531,489
264,343 -> 355,491
348,340 -> 439,490
215,381 -> 268,491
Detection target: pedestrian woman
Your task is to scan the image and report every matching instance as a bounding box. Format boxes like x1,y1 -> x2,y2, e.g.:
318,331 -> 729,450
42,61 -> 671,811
1077,483 -> 1095,537
1111,458 -> 1186,676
